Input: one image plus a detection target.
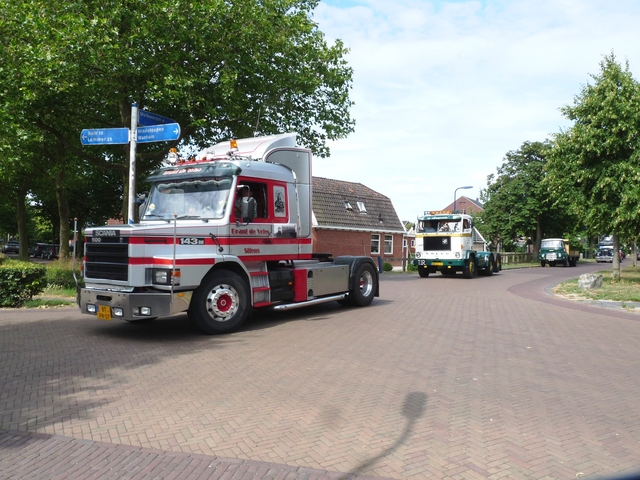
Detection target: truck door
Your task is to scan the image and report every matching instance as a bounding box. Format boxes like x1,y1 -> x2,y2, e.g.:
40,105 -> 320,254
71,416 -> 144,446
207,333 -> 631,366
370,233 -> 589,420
229,179 -> 297,261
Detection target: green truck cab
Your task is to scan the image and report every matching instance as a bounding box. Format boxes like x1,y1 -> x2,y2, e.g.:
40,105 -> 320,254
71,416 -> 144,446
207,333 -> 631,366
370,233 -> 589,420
539,238 -> 580,267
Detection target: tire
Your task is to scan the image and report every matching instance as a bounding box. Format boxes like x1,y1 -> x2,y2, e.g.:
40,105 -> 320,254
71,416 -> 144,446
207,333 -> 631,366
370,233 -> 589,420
463,256 -> 477,279
418,266 -> 430,278
493,253 -> 502,272
347,262 -> 376,307
188,270 -> 251,334
540,261 -> 546,267
484,256 -> 494,276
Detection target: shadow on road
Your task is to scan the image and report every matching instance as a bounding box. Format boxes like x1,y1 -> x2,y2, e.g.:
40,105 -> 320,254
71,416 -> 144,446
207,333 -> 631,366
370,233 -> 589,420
350,391 -> 427,475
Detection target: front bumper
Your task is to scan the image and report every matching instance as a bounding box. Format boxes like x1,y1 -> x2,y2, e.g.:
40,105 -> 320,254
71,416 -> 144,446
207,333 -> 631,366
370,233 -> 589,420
80,287 -> 192,321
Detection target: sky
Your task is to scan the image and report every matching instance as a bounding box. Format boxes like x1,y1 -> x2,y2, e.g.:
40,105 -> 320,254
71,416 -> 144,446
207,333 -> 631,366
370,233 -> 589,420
310,0 -> 640,222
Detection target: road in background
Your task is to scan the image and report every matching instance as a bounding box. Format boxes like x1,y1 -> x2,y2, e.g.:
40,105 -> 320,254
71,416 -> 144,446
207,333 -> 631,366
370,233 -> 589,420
2,263 -> 639,479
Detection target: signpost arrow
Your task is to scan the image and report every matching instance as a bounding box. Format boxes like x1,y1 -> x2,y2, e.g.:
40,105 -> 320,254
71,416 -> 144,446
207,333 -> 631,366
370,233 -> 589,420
138,110 -> 175,126
136,123 -> 181,143
80,128 -> 130,145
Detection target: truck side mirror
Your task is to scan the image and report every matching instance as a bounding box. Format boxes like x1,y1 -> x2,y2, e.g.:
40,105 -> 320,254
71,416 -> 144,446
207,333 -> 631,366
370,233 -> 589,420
241,197 -> 256,223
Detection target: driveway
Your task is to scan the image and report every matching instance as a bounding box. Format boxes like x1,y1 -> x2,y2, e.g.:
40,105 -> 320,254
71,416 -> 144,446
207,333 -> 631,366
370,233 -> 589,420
1,263 -> 639,479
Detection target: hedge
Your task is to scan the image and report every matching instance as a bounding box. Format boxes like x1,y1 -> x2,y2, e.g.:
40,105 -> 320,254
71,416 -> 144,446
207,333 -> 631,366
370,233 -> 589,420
0,259 -> 47,307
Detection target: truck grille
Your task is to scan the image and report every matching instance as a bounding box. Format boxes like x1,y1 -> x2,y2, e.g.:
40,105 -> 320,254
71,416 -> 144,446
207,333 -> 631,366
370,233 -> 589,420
423,236 -> 451,251
84,238 -> 129,281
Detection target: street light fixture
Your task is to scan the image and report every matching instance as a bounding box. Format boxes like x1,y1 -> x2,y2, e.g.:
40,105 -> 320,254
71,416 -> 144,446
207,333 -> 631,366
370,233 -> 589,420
453,186 -> 473,213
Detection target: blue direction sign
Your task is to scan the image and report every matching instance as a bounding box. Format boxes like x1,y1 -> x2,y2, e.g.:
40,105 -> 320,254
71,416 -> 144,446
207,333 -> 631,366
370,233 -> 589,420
138,110 -> 175,126
80,128 -> 130,145
136,123 -> 181,143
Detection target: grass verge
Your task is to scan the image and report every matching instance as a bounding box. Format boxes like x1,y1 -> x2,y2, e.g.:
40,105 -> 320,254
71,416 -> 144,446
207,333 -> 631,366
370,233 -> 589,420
553,265 -> 640,303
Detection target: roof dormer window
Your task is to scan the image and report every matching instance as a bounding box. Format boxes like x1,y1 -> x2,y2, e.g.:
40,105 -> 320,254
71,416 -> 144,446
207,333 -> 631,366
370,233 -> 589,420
344,200 -> 353,211
357,201 -> 366,214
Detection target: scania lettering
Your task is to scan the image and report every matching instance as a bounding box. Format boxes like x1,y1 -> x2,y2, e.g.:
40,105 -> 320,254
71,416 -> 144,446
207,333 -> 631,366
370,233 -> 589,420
412,211 -> 502,278
78,134 -> 379,334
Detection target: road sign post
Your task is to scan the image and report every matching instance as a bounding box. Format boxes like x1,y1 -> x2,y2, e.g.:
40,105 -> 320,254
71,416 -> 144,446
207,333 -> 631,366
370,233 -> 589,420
80,105 -> 181,225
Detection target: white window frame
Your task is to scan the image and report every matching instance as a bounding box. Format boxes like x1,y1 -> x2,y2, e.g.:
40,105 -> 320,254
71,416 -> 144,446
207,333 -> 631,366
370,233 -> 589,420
384,234 -> 393,255
371,234 -> 380,255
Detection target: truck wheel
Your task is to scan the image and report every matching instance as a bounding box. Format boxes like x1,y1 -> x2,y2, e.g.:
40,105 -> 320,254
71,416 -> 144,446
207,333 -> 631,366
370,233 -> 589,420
347,262 -> 376,306
463,257 -> 477,279
494,253 -> 502,272
540,261 -> 546,267
484,256 -> 494,276
188,270 -> 250,334
418,266 -> 430,278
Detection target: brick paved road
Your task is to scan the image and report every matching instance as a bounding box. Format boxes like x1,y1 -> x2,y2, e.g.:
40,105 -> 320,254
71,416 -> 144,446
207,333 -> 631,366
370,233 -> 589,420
2,264 -> 640,479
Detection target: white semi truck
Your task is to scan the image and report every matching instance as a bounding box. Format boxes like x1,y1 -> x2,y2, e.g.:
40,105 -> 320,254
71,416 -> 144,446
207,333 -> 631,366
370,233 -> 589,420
412,211 -> 502,278
79,134 -> 379,334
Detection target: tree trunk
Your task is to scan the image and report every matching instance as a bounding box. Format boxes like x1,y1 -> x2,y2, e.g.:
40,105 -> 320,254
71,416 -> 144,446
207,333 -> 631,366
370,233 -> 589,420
16,185 -> 29,261
533,216 -> 542,256
612,233 -> 621,281
55,170 -> 70,258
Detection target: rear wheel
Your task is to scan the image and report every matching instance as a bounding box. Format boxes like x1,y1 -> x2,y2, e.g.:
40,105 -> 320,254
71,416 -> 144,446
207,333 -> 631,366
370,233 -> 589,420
484,256 -> 494,276
347,262 -> 376,306
463,256 -> 477,279
188,270 -> 250,334
493,253 -> 502,272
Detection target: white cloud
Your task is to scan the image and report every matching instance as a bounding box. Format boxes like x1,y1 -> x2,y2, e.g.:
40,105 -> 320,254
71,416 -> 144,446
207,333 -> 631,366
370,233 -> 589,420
312,0 -> 640,221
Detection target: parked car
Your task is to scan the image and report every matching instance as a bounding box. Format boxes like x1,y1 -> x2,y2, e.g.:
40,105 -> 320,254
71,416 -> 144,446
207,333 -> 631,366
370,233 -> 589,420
32,243 -> 50,258
1,241 -> 20,254
596,248 -> 614,263
30,243 -> 59,259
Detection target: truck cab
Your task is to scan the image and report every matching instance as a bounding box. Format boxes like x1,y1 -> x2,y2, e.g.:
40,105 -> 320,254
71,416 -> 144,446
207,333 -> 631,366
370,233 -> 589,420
413,211 -> 501,278
539,238 -> 579,267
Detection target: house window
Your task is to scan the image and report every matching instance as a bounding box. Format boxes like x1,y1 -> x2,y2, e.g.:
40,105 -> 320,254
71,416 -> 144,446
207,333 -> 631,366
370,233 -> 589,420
371,234 -> 380,255
357,201 -> 367,214
384,235 -> 393,254
411,239 -> 415,248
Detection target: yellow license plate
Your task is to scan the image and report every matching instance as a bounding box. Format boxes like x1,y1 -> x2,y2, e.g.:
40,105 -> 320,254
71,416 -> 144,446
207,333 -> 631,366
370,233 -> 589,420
97,305 -> 112,321
432,261 -> 443,266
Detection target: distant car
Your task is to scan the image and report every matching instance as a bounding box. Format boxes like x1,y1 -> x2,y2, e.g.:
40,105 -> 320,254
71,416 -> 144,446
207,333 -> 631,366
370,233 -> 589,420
596,249 -> 614,263
2,241 -> 20,254
32,243 -> 50,258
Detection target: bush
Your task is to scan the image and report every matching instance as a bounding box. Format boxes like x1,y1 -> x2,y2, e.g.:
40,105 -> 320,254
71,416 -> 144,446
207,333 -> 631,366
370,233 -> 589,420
382,262 -> 393,272
46,260 -> 79,289
407,262 -> 418,272
0,259 -> 47,307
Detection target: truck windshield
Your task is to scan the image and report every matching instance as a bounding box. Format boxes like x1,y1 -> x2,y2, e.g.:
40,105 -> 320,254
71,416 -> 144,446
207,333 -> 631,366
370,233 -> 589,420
142,177 -> 232,220
541,240 -> 564,249
417,219 -> 463,233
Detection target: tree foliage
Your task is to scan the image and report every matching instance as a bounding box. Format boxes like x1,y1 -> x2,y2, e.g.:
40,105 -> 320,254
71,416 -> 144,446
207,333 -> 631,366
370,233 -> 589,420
548,53 -> 640,279
0,0 -> 354,245
479,141 -> 577,254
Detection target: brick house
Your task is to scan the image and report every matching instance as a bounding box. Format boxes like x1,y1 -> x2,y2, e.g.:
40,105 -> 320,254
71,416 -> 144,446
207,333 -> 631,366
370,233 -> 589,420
311,177 -> 406,267
441,195 -> 484,214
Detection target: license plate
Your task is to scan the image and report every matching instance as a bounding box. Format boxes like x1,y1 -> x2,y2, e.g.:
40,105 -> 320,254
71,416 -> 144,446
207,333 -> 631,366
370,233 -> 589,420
97,305 -> 112,321
432,261 -> 443,266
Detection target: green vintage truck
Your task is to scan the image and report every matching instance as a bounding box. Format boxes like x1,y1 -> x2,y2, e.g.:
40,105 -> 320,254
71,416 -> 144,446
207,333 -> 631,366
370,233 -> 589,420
539,238 -> 580,267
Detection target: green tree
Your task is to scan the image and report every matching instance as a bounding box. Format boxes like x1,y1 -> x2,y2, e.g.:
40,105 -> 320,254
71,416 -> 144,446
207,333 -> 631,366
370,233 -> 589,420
479,141 -> 577,254
548,53 -> 640,280
0,0 -> 355,227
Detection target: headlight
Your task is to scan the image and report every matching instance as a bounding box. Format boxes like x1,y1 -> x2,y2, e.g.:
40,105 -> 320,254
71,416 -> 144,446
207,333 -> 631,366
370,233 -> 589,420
152,268 -> 180,285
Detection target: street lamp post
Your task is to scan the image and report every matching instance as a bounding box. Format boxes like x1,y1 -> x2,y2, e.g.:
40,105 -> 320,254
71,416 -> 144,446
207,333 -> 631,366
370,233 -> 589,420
453,186 -> 473,213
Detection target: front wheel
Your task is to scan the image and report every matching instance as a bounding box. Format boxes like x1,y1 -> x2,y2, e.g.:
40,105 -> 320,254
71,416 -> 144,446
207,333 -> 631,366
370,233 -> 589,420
418,266 -> 430,278
540,260 -> 546,267
188,270 -> 251,334
347,262 -> 377,306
